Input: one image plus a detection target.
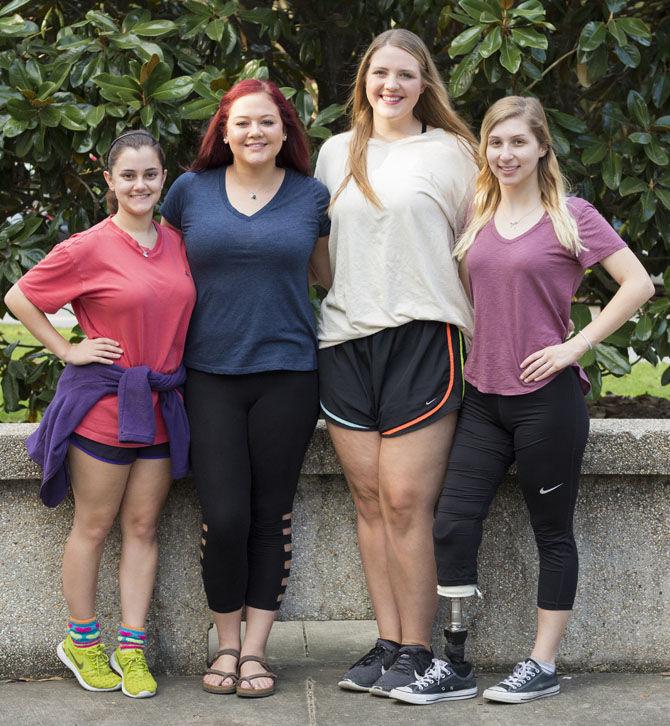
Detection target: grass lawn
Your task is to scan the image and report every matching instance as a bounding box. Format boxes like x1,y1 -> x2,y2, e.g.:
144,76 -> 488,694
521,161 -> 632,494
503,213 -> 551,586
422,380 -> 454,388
0,322 -> 74,423
0,323 -> 667,422
601,360 -> 669,398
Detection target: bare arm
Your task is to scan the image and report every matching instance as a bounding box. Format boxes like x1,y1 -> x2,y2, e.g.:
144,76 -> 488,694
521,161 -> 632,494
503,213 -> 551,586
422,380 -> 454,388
521,248 -> 654,382
308,235 -> 332,290
458,254 -> 472,302
4,284 -> 123,365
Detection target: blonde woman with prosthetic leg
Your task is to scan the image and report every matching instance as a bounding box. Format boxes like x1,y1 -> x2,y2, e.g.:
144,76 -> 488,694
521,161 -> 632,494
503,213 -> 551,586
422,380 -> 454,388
392,96 -> 653,705
315,29 -> 477,696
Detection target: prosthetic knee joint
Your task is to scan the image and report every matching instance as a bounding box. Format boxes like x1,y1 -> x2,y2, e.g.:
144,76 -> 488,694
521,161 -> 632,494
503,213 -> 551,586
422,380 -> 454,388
437,584 -> 481,676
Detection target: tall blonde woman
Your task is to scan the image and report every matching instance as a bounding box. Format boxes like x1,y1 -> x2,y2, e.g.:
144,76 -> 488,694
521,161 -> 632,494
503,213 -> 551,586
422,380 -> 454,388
391,96 -> 654,705
314,29 -> 477,695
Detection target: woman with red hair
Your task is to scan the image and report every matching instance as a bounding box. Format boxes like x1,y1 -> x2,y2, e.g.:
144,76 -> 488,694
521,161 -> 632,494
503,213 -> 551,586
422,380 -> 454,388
161,79 -> 330,698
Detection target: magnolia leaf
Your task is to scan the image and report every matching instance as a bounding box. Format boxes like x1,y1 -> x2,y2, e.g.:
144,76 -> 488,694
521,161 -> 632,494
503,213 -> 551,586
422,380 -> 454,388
628,131 -> 651,144
511,28 -> 548,50
633,315 -> 653,341
180,97 -> 219,120
627,90 -> 650,128
607,19 -> 627,47
499,36 -> 521,74
449,26 -> 482,58
131,20 -> 177,37
602,150 -> 622,190
578,21 -> 606,52
548,109 -> 587,133
147,77 -> 193,103
655,188 -> 670,211
619,177 -> 647,196
479,26 -> 502,58
314,104 -> 345,127
595,344 -> 631,375
644,138 -> 669,166
307,125 -> 331,139
581,140 -> 607,165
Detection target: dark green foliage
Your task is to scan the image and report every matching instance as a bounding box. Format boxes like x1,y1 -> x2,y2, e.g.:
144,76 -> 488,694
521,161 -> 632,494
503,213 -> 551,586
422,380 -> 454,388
0,0 -> 667,416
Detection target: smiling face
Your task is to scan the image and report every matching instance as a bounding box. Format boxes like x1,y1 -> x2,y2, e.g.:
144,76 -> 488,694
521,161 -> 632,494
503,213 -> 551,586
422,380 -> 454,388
365,44 -> 424,129
225,92 -> 285,168
486,116 -> 547,190
103,145 -> 166,217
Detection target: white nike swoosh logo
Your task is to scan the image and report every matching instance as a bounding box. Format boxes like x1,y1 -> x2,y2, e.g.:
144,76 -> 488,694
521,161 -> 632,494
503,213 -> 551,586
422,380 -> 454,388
539,483 -> 564,494
425,397 -> 439,406
381,666 -> 386,674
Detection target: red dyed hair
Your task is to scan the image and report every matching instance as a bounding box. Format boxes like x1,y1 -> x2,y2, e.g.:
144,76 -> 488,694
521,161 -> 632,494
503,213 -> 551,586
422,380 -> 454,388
191,79 -> 311,176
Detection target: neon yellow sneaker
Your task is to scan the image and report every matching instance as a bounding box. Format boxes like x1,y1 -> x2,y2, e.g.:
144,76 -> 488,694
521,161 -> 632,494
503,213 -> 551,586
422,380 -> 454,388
57,635 -> 122,692
110,647 -> 157,698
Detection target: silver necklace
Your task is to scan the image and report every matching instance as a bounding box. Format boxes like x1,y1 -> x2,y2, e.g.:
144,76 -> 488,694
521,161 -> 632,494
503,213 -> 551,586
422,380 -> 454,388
504,202 -> 543,227
230,169 -> 279,201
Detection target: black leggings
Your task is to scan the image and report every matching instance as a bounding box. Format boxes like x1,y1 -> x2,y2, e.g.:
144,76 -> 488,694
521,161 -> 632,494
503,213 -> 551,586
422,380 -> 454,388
433,369 -> 589,610
185,368 -> 319,613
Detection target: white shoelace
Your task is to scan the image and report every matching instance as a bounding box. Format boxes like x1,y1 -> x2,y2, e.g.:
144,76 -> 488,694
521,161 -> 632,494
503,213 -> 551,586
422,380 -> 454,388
412,659 -> 452,689
501,660 -> 538,689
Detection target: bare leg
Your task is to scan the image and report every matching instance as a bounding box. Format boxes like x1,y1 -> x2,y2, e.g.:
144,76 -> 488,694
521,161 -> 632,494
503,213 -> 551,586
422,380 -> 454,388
530,608 -> 571,666
326,423 -> 401,643
203,609 -> 243,689
239,606 -> 276,690
118,456 -> 172,628
62,446 -> 130,619
379,413 -> 458,648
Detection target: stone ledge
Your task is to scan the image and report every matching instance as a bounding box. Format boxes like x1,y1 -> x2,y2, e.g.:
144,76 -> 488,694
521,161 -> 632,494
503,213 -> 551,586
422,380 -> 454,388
0,420 -> 668,676
1,418 -> 669,482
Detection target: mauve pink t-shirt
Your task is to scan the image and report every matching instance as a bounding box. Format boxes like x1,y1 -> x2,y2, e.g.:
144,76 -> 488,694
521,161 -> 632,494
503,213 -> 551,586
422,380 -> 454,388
464,197 -> 626,396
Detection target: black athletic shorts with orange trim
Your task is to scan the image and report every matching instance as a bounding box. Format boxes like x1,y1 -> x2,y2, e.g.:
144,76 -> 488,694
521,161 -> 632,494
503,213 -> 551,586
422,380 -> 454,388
318,320 -> 465,437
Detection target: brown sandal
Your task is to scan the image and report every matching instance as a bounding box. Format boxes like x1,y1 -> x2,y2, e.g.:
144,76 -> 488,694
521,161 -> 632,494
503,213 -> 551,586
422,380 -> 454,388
202,648 -> 240,694
236,655 -> 277,698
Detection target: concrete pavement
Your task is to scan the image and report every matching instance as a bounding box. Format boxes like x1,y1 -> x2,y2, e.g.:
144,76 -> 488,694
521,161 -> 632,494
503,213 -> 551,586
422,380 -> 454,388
1,622 -> 667,726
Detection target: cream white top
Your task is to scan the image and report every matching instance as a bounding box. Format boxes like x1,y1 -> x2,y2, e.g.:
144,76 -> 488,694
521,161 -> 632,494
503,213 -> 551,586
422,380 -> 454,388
315,128 -> 476,348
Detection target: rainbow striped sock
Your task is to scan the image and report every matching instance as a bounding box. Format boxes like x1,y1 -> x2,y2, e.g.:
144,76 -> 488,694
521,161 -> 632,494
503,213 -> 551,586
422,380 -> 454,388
118,624 -> 147,650
68,616 -> 101,648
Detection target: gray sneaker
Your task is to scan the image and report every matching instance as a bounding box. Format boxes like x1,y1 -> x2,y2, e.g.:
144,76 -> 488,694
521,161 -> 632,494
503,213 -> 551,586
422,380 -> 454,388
390,657 -> 478,704
337,639 -> 399,692
483,658 -> 560,703
369,645 -> 433,698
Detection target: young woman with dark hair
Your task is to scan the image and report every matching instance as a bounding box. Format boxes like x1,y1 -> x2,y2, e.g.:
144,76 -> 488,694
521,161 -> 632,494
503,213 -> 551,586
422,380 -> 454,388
161,78 -> 330,698
5,130 -> 196,699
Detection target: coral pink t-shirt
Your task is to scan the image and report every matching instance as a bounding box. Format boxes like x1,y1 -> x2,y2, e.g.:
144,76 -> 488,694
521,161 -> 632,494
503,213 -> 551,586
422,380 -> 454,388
19,217 -> 196,445
464,197 -> 627,396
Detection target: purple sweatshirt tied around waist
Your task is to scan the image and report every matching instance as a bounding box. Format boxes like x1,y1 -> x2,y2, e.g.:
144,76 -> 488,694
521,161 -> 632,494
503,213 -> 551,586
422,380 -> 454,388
26,363 -> 189,507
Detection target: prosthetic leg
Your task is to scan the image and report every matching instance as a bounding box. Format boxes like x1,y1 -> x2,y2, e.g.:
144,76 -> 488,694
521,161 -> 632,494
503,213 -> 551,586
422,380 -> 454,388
437,584 -> 480,677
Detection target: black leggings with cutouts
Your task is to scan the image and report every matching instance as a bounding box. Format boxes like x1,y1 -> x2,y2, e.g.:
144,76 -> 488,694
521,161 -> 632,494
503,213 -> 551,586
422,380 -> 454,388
185,367 -> 319,613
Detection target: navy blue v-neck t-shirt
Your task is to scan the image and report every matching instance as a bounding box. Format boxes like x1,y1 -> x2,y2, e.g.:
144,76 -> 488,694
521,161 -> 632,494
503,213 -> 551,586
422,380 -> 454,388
161,166 -> 330,374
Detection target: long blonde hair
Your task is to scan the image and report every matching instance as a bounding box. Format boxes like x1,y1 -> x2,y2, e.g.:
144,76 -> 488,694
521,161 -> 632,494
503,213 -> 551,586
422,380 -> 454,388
333,28 -> 477,208
454,96 -> 583,260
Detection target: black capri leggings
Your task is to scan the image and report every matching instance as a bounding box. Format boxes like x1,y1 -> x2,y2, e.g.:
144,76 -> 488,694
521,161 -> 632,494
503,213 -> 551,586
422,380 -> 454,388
185,368 -> 319,613
433,368 -> 589,610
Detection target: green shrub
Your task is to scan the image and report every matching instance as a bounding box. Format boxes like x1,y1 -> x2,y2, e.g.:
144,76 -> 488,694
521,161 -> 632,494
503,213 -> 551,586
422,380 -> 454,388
0,0 -> 668,418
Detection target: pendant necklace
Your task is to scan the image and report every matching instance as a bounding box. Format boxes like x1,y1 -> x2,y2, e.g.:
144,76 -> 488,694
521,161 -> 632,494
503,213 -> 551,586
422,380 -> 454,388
231,168 -> 279,201
505,202 -> 543,227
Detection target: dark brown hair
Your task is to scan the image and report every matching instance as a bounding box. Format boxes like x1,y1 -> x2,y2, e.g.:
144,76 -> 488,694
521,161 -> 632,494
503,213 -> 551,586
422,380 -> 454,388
105,130 -> 165,214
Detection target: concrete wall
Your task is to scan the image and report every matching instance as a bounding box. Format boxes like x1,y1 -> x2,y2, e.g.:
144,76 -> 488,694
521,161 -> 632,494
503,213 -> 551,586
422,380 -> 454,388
0,420 -> 668,678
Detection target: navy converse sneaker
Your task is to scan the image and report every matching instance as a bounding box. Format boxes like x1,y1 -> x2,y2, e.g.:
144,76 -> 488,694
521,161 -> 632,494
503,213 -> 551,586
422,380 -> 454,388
369,645 -> 433,697
337,639 -> 399,692
390,657 -> 478,704
483,658 -> 560,703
